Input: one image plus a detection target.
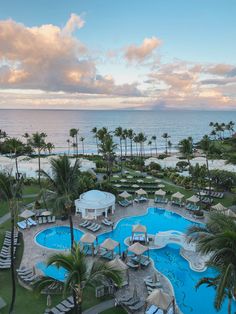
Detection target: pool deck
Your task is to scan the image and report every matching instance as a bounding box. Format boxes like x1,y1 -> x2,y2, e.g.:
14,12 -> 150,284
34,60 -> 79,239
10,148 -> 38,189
20,200 -> 205,314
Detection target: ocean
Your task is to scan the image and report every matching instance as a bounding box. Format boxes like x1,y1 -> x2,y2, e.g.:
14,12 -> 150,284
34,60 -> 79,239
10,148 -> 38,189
0,109 -> 235,154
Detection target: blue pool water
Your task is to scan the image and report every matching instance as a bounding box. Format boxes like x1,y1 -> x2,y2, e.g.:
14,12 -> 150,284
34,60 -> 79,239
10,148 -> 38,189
35,208 -> 235,314
35,225 -> 83,250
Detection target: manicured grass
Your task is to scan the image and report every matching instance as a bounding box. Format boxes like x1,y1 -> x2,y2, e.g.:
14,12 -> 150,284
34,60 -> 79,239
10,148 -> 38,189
22,184 -> 41,196
100,307 -> 127,314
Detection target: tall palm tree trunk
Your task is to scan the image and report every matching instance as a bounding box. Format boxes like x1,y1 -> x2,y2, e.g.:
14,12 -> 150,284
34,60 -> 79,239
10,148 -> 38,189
120,138 -> 122,157
9,205 -> 16,314
38,149 -> 41,186
15,155 -> 19,180
76,135 -> 78,157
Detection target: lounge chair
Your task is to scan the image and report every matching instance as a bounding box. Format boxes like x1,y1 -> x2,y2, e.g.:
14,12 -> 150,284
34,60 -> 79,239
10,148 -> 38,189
47,216 -> 52,223
127,261 -> 139,269
146,282 -> 162,289
146,305 -> 159,314
79,220 -> 87,227
49,307 -> 64,314
38,217 -> 43,224
56,304 -> 70,312
51,216 -> 56,223
128,300 -> 145,311
28,218 -> 37,226
42,217 -> 47,224
87,223 -> 96,230
122,297 -> 139,306
17,221 -> 27,229
61,300 -> 74,309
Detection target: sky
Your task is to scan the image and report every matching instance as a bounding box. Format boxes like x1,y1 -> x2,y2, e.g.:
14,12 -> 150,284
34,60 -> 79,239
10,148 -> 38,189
0,0 -> 236,110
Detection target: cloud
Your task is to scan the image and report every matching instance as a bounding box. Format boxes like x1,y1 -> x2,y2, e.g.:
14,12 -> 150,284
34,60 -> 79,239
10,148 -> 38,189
0,16 -> 141,97
124,37 -> 161,63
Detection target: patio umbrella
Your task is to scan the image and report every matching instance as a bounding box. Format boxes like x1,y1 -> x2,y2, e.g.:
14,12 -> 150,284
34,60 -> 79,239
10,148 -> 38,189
128,242 -> 148,255
132,184 -> 139,188
186,195 -> 199,204
155,179 -> 161,183
19,209 -> 35,219
132,224 -> 147,233
137,179 -> 144,183
80,233 -> 96,244
171,192 -> 184,200
119,191 -> 132,199
211,203 -> 227,212
158,184 -> 165,188
127,175 -> 133,179
120,179 -> 127,182
146,289 -> 173,311
155,189 -> 166,196
135,188 -> 147,195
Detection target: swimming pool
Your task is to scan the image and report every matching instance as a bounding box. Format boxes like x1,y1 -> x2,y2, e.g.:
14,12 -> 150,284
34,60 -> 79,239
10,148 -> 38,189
35,208 -> 236,314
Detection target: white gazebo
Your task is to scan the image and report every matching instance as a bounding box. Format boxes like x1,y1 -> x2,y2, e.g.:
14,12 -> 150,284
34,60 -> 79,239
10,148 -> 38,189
75,190 -> 116,219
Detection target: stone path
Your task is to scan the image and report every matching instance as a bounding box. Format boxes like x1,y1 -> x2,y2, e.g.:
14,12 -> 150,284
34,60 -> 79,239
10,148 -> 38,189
83,299 -> 115,314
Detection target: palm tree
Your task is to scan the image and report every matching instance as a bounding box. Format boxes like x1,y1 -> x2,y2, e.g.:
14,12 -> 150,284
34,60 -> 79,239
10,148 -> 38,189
127,129 -> 135,157
0,173 -> 23,314
137,132 -> 146,157
5,138 -> 24,180
70,128 -> 79,156
45,142 -> 54,155
162,133 -> 170,155
98,135 -> 117,180
35,243 -> 122,314
0,129 -> 7,140
66,139 -> 71,156
187,212 -> 236,314
28,132 -> 47,185
122,129 -> 129,157
114,127 -> 123,158
80,137 -> 85,155
151,135 -> 158,156
179,138 -> 193,165
148,140 -> 152,156
91,127 -> 99,154
189,163 -> 207,200
168,140 -> 172,155
40,155 -> 80,249
96,127 -> 109,143
133,135 -> 139,156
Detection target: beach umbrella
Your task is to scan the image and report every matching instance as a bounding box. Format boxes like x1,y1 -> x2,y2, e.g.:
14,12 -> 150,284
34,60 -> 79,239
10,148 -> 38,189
155,189 -> 166,196
120,179 -> 127,182
127,175 -> 133,179
119,191 -> 132,199
114,184 -> 121,187
41,210 -> 52,216
171,192 -> 184,200
128,242 -> 148,256
137,179 -> 144,183
80,233 -> 96,244
135,188 -> 147,195
19,209 -> 35,219
146,176 -> 153,179
211,203 -> 227,212
113,175 -> 119,178
132,184 -> 139,188
158,184 -> 165,188
186,195 -> 199,204
155,179 -> 161,183
132,224 -> 147,233
146,289 -> 173,311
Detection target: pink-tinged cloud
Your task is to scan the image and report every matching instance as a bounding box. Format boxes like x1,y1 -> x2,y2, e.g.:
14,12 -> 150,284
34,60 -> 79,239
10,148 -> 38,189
124,37 -> 161,62
0,17 -> 141,97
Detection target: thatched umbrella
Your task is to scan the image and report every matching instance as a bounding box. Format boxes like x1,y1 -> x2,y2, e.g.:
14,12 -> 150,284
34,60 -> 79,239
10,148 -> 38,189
186,195 -> 199,204
107,256 -> 129,284
211,203 -> 227,212
128,242 -> 149,261
171,192 -> 184,200
80,233 -> 97,256
119,191 -> 132,199
146,289 -> 175,314
100,238 -> 120,258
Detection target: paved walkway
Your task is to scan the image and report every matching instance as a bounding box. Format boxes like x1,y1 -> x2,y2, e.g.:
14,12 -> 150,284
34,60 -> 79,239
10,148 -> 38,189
0,212 -> 10,225
83,299 -> 115,314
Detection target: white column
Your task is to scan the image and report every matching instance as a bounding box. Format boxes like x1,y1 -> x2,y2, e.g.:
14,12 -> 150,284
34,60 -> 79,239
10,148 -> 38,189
105,208 -> 108,218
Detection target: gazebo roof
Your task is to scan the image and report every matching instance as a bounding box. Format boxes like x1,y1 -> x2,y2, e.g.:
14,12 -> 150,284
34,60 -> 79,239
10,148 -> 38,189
75,190 -> 115,210
107,256 -> 128,271
19,209 -> 35,219
146,289 -> 172,310
171,191 -> 184,199
80,233 -> 96,244
132,224 -> 147,233
119,191 -> 132,199
100,238 -> 119,251
186,195 -> 200,204
135,188 -> 147,195
155,189 -> 166,196
225,209 -> 236,218
211,203 -> 227,212
128,242 -> 148,255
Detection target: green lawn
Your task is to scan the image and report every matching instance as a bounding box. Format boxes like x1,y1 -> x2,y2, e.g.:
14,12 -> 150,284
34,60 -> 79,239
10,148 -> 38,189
100,307 -> 127,314
22,184 -> 41,196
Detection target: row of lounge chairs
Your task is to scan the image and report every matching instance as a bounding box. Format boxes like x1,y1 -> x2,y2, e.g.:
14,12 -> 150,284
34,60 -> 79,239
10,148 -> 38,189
144,276 -> 162,295
201,197 -> 214,204
171,200 -> 183,207
127,255 -> 151,269
17,267 -> 39,285
38,216 -> 56,224
200,190 -> 224,198
118,199 -> 133,207
79,220 -> 101,232
154,197 -> 168,204
0,230 -> 19,269
46,296 -> 74,314
186,204 -> 200,211
134,197 -> 148,203
118,294 -> 145,312
17,218 -> 37,229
